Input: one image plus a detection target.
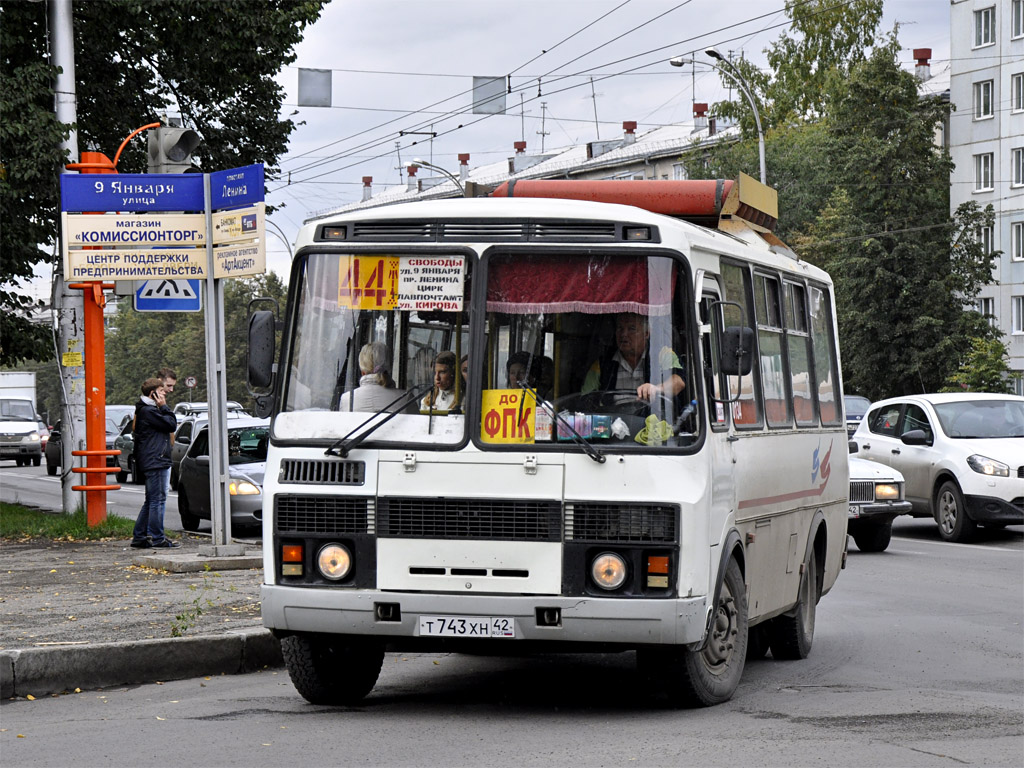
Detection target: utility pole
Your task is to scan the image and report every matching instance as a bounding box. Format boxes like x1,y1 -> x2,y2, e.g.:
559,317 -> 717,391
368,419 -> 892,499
49,0 -> 85,516
588,77 -> 602,140
537,102 -> 550,152
395,141 -> 404,184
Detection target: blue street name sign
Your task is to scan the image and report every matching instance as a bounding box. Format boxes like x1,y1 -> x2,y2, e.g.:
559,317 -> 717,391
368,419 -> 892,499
210,164 -> 265,210
60,173 -> 204,213
134,278 -> 202,312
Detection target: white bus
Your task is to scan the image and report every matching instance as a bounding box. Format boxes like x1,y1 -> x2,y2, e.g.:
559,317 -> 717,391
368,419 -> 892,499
247,173 -> 849,707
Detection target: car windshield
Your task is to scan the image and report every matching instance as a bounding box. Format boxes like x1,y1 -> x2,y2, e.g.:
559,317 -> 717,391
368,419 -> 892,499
844,395 -> 870,418
932,399 -> 1024,439
0,399 -> 36,420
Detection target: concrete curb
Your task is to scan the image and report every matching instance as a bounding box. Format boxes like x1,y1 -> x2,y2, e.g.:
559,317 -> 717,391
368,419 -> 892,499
0,627 -> 282,699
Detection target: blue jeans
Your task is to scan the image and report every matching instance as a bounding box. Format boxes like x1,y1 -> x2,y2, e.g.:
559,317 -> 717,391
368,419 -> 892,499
133,467 -> 171,543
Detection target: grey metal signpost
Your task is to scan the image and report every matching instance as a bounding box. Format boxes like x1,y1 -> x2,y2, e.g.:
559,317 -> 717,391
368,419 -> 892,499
60,164 -> 265,554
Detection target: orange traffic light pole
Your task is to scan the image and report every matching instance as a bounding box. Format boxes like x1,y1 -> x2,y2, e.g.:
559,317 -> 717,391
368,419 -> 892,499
63,124 -> 160,526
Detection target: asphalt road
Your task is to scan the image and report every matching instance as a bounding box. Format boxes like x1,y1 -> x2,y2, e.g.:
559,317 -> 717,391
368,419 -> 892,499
1,527 -> 1022,766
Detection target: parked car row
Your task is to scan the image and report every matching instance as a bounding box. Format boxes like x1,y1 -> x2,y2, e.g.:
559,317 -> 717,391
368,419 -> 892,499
176,417 -> 269,534
45,409 -> 133,477
849,392 -> 1024,544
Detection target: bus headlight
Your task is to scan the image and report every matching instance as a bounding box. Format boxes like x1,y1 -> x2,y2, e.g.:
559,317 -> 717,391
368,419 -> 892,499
317,543 -> 352,581
591,552 -> 627,590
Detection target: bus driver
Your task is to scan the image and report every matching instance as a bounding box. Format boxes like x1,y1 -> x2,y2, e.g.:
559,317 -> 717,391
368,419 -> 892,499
581,313 -> 685,403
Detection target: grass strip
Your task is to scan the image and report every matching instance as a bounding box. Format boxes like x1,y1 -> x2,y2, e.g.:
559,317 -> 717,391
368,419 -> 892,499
0,502 -> 141,540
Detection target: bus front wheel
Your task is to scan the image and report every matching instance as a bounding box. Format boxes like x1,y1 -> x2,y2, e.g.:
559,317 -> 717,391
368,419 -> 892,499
281,633 -> 385,706
639,557 -> 747,707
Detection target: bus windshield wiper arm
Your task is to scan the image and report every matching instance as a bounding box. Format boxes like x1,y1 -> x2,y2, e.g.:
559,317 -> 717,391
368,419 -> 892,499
518,383 -> 605,464
325,385 -> 429,458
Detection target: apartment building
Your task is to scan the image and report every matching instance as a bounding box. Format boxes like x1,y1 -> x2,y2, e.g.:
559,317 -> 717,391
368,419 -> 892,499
950,0 -> 1024,393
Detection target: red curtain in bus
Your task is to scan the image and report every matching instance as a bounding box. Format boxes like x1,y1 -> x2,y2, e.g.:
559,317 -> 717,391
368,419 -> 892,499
486,255 -> 675,315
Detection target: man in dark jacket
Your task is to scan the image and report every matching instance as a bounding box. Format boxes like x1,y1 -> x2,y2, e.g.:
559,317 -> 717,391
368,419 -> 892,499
131,378 -> 179,548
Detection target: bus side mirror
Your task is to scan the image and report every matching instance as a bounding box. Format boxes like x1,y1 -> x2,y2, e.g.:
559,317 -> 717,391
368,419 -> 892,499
248,310 -> 277,389
721,326 -> 754,376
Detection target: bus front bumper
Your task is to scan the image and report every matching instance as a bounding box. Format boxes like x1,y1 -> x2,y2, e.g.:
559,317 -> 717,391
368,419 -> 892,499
261,585 -> 709,647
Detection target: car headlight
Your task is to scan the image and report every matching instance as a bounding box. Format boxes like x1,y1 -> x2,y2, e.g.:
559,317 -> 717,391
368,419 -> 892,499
229,480 -> 261,495
316,543 -> 352,581
591,552 -> 627,590
966,454 -> 1009,477
24,432 -> 40,443
874,483 -> 901,501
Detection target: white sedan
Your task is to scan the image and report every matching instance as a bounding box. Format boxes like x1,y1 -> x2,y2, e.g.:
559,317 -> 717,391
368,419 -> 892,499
847,453 -> 912,552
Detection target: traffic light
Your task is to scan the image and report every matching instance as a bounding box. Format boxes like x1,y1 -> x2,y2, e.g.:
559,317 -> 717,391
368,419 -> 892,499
147,126 -> 202,174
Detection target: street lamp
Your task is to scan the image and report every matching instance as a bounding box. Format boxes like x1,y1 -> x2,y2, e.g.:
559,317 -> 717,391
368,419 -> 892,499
411,158 -> 465,197
670,49 -> 766,185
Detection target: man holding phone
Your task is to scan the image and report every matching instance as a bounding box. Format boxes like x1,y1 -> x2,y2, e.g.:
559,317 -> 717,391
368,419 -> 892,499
130,377 -> 179,548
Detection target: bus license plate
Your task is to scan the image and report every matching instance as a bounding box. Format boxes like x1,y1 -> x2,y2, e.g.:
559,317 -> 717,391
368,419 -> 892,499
419,615 -> 515,638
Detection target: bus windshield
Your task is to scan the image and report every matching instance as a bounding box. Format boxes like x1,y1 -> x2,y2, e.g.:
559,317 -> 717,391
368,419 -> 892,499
479,251 -> 698,450
280,251 -> 472,446
279,249 -> 698,450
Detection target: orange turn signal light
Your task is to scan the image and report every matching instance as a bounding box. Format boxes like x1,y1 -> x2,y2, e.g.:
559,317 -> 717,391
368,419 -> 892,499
647,555 -> 670,575
282,544 -> 303,563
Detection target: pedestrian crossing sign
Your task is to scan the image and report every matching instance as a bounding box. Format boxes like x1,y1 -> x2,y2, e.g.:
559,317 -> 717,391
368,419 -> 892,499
133,279 -> 202,312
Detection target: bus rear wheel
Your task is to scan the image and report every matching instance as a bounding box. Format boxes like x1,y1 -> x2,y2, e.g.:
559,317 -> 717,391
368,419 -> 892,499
639,558 -> 747,707
767,546 -> 818,660
281,634 -> 385,706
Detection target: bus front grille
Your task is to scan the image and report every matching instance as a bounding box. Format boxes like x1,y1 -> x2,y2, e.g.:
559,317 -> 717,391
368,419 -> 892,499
565,502 -> 678,543
276,495 -> 374,534
377,498 -> 562,541
279,459 -> 365,485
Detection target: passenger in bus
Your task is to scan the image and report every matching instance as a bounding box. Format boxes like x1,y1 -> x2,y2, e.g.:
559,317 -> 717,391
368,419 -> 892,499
506,351 -> 533,390
340,342 -> 404,412
421,350 -> 458,412
506,352 -> 555,401
581,313 -> 685,402
450,354 -> 470,413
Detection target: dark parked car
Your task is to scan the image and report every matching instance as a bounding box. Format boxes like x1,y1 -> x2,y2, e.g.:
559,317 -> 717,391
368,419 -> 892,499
844,394 -> 871,437
170,412 -> 248,490
46,418 -> 122,476
177,418 -> 269,533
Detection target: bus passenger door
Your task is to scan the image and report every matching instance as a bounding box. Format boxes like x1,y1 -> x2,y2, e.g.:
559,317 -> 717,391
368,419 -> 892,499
699,282 -> 736,564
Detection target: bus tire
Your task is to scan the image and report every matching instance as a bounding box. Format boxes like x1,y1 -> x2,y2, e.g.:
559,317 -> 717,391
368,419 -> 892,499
768,546 -> 818,660
639,557 -> 747,707
282,634 -> 385,706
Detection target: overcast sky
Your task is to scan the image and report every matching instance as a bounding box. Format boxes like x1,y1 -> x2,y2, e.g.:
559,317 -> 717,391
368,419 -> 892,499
31,0 -> 951,299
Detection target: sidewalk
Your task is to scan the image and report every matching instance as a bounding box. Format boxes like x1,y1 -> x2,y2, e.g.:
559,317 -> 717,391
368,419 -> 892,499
0,535 -> 282,698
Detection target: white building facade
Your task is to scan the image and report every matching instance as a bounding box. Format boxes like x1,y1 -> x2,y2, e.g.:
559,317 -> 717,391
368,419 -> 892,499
950,0 -> 1024,393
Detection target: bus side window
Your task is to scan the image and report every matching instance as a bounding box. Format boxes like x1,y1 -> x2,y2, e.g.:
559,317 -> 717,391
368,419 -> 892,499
755,273 -> 791,428
700,291 -> 728,428
808,285 -> 842,426
721,262 -> 762,428
785,281 -> 817,427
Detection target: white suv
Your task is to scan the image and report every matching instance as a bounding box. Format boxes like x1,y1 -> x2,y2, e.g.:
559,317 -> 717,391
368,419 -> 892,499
851,393 -> 1024,543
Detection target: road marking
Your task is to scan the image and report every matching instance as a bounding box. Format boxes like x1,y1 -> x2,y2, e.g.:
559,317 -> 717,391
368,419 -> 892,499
891,534 -> 1023,554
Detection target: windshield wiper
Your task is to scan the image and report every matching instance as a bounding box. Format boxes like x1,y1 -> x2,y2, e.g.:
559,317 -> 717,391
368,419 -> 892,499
518,383 -> 605,464
325,385 -> 430,458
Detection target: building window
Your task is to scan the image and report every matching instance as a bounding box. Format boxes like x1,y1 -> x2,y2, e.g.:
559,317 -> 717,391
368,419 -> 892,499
1014,148 -> 1024,187
978,225 -> 994,255
1013,221 -> 1024,261
975,153 -> 994,191
1014,74 -> 1024,113
1013,296 -> 1024,334
978,296 -> 995,326
672,162 -> 688,181
975,6 -> 995,46
974,80 -> 994,119
1014,0 -> 1023,38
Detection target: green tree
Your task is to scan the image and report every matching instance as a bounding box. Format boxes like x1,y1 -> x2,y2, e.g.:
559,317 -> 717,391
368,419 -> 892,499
105,273 -> 288,411
0,0 -> 324,364
800,44 -> 997,400
941,337 -> 1021,394
710,0 -> 884,133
